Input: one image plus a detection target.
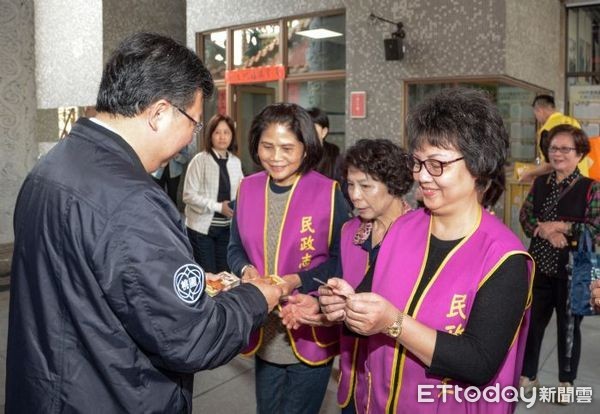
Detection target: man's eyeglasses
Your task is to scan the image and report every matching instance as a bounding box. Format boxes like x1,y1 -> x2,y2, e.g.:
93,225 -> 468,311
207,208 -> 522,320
407,156 -> 465,177
548,146 -> 576,154
175,106 -> 204,138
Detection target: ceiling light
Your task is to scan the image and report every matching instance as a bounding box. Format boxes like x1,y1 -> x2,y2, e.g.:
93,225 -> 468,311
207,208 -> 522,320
296,28 -> 343,39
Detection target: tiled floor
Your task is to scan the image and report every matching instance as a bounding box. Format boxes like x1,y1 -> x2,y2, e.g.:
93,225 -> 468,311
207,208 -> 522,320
1,285 -> 598,413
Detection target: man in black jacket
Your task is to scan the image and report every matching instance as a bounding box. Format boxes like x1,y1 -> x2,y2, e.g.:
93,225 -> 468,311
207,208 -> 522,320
6,33 -> 282,413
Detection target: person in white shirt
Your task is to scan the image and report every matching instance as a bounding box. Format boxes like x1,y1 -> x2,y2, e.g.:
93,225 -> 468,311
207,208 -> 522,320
183,114 -> 243,273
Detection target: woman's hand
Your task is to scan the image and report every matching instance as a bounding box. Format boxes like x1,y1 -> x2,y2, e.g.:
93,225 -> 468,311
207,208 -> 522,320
591,279 -> 600,311
344,292 -> 397,336
546,232 -> 568,249
534,221 -> 569,239
241,265 -> 261,282
318,277 -> 355,323
280,294 -> 329,329
280,273 -> 301,297
221,201 -> 234,218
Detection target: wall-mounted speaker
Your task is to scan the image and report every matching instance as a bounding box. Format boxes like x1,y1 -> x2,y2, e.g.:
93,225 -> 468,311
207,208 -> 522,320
384,38 -> 404,61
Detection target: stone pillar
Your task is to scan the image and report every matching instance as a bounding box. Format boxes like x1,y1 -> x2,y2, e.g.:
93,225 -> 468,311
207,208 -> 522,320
0,0 -> 36,249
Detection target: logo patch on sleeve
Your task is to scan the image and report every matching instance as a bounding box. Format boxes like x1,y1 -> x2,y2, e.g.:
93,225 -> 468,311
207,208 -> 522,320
173,263 -> 205,304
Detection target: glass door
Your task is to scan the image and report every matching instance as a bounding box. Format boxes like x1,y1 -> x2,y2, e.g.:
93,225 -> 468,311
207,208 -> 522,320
234,84 -> 277,173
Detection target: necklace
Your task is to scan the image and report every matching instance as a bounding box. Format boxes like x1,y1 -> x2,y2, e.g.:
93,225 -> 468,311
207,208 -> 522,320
353,199 -> 412,246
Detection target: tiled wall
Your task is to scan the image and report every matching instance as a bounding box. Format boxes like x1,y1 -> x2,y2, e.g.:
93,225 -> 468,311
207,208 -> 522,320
0,0 -> 565,245
3,0 -> 187,246
0,0 -> 36,245
33,0 -> 187,155
187,0 -> 560,149
505,0 -> 563,104
103,0 -> 186,61
34,1 -> 103,109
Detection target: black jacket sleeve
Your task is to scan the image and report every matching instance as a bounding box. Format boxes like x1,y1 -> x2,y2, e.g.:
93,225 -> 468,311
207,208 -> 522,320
94,190 -> 268,373
227,212 -> 250,277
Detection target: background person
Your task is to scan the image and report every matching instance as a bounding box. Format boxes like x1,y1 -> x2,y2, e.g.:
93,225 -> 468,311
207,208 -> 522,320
152,145 -> 190,205
319,88 -> 533,414
519,124 -> 600,397
5,32 -> 282,413
520,94 -> 584,183
280,138 -> 414,413
307,106 -> 342,182
228,102 -> 351,414
183,114 -> 243,273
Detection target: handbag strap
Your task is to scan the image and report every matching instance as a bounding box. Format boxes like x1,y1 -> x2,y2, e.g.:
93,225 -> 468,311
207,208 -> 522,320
557,176 -> 582,202
538,176 -> 582,219
579,227 -> 593,252
578,181 -> 595,252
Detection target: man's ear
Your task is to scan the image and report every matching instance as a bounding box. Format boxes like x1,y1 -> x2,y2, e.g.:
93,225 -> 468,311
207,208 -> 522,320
147,99 -> 171,132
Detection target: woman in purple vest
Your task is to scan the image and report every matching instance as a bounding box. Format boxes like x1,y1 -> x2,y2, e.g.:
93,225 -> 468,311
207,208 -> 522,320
227,103 -> 351,414
280,138 -> 414,413
519,124 -> 600,398
317,88 -> 533,414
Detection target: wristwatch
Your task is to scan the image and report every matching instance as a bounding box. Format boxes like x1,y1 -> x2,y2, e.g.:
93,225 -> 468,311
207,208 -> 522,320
241,264 -> 255,277
386,312 -> 404,339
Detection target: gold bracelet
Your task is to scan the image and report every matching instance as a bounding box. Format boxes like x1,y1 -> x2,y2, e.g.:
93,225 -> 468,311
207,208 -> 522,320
385,311 -> 404,339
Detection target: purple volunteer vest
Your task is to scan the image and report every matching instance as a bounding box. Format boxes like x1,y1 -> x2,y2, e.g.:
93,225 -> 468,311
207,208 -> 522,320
352,208 -> 533,414
236,171 -> 340,365
337,218 -> 370,407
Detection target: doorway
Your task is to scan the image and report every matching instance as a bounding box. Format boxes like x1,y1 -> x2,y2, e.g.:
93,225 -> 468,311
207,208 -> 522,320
234,83 -> 277,173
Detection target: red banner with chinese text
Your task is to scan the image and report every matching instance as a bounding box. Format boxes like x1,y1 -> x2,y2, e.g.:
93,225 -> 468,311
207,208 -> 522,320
225,65 -> 285,84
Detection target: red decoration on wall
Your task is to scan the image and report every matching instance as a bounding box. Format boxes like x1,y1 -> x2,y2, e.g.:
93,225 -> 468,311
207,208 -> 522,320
225,65 -> 285,84
217,89 -> 226,115
350,91 -> 367,118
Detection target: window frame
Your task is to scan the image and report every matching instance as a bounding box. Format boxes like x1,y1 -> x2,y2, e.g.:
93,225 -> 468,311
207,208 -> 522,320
195,9 -> 346,126
403,75 -> 551,156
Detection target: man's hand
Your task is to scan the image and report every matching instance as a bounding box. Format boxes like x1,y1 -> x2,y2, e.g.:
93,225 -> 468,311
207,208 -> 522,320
248,279 -> 283,313
518,169 -> 535,184
519,162 -> 552,183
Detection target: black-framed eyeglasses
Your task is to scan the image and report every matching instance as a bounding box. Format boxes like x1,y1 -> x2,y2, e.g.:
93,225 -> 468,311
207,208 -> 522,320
175,106 -> 204,138
407,156 -> 465,177
548,146 -> 576,154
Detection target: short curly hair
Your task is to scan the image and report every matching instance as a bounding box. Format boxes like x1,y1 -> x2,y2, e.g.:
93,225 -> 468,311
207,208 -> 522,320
407,87 -> 508,207
343,139 -> 414,197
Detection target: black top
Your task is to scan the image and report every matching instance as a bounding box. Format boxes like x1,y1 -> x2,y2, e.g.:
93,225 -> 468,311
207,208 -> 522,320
210,150 -> 231,220
316,141 -> 343,182
528,170 -> 591,278
423,236 -> 529,385
339,231 -> 528,386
